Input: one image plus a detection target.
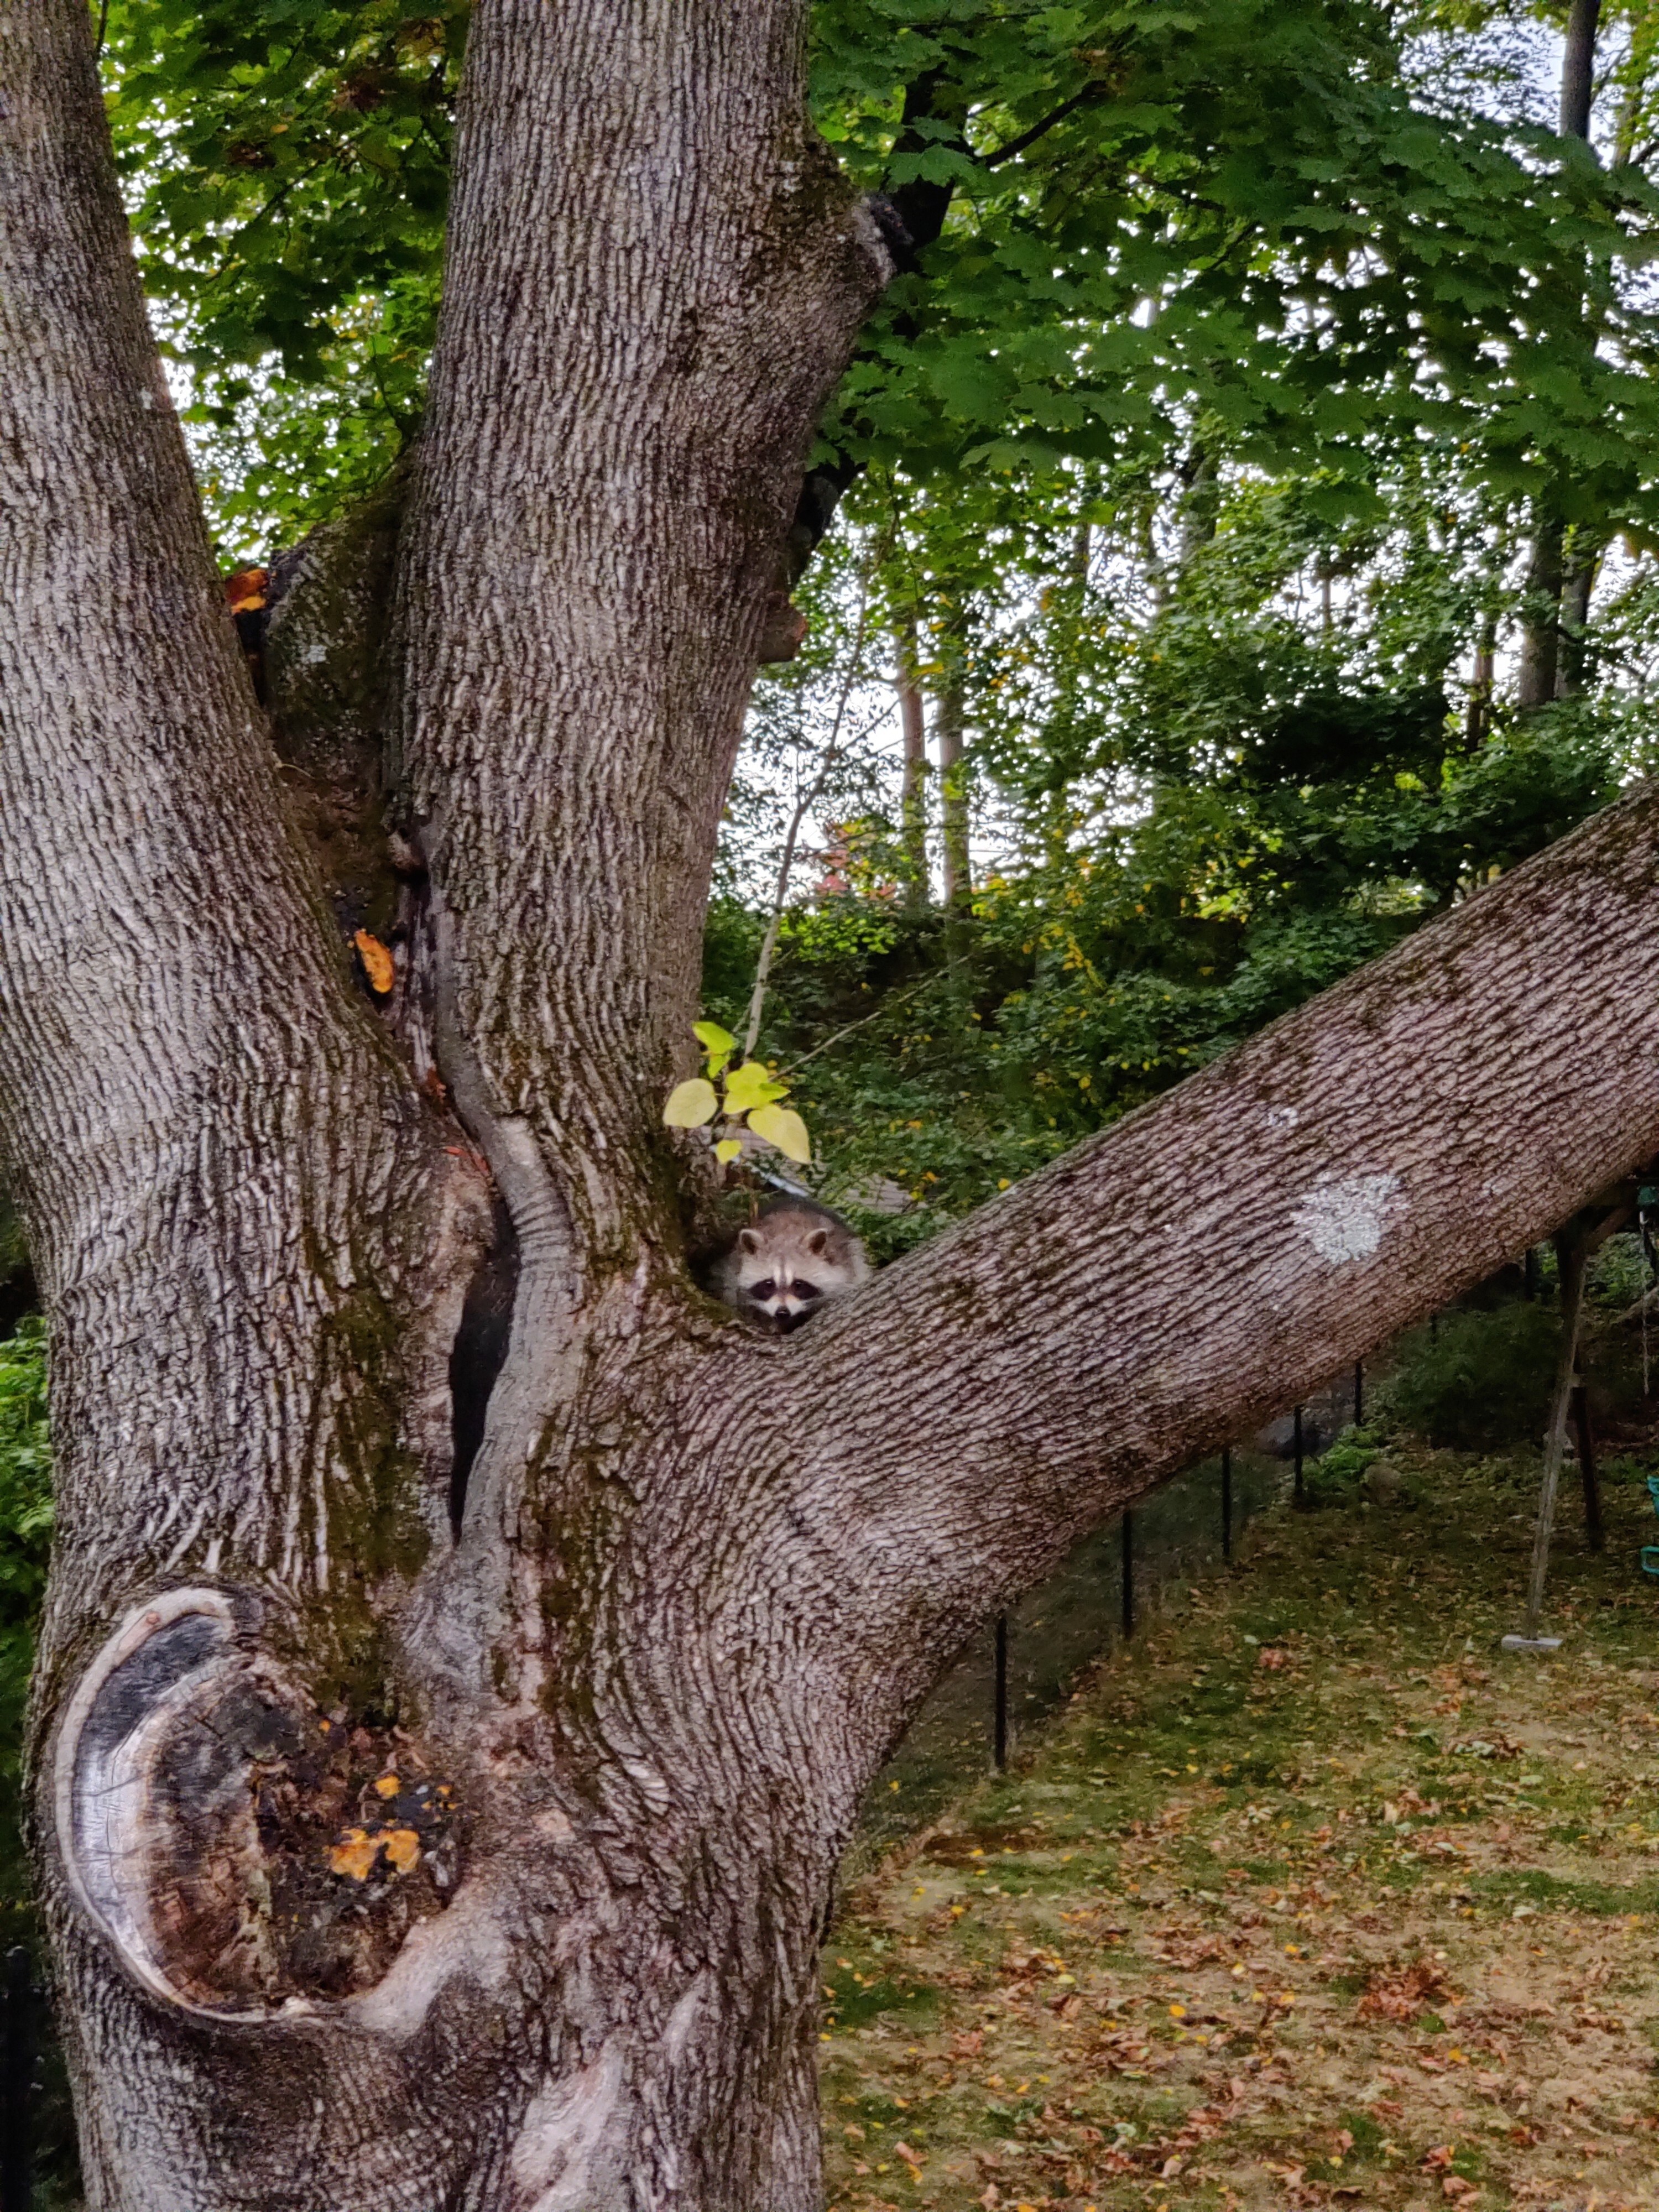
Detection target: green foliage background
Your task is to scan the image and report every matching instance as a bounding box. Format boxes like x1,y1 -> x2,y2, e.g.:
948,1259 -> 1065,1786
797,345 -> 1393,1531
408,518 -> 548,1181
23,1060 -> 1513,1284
0,1322 -> 51,1940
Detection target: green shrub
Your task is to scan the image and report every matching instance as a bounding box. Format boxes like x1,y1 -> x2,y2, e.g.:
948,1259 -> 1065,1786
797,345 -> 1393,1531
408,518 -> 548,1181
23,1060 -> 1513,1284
1384,1304 -> 1561,1449
0,1319 -> 49,1926
1300,1427 -> 1383,1507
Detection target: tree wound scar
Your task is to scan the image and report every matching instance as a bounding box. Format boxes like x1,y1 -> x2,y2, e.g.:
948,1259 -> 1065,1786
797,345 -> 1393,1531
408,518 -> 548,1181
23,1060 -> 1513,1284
1291,1172 -> 1402,1264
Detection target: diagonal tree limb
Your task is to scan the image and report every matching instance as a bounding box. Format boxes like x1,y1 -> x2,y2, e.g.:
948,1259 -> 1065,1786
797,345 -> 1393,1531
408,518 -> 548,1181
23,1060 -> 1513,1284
673,784 -> 1659,1783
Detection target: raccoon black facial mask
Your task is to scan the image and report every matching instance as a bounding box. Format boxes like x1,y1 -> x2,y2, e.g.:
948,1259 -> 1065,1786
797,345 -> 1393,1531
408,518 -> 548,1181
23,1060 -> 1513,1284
709,1200 -> 869,1329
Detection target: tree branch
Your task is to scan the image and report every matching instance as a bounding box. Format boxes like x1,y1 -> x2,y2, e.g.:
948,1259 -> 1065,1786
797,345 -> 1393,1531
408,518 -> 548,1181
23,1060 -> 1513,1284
701,782 -> 1659,1783
392,0 -> 890,1270
980,84 -> 1100,169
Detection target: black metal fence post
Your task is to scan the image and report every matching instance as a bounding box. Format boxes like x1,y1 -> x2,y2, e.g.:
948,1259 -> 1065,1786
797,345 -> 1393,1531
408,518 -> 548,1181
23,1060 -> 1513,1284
1,1945 -> 32,2212
1220,1447 -> 1232,1563
1120,1510 -> 1134,1640
993,1613 -> 1009,1771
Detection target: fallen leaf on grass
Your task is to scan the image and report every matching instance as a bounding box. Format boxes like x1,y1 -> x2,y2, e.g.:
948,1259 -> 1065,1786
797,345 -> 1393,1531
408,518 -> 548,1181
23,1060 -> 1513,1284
1358,1959 -> 1452,2021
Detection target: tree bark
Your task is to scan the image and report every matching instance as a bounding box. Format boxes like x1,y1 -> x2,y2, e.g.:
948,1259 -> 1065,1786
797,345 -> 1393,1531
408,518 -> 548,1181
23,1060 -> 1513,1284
1558,543 -> 1597,696
8,1 -> 1659,2207
1561,0 -> 1603,141
1517,517 -> 1564,708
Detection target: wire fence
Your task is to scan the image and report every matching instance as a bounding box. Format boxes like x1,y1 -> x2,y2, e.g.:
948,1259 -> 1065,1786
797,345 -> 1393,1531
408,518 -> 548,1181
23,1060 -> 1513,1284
847,1440 -> 1293,1870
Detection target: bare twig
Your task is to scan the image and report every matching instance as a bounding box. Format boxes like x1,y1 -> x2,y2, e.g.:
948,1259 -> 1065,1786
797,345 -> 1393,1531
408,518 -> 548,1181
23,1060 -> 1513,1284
740,576 -> 877,1062
784,966 -> 961,1077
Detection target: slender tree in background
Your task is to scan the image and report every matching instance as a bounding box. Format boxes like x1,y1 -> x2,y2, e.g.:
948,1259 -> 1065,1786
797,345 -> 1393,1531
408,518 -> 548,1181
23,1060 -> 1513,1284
1518,0 -> 1603,708
934,637 -> 972,911
8,6 -> 1659,2210
894,622 -> 930,901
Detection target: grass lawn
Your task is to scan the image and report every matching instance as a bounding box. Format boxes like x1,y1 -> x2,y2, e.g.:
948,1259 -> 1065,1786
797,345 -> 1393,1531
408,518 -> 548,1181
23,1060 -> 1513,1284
820,1441 -> 1659,2211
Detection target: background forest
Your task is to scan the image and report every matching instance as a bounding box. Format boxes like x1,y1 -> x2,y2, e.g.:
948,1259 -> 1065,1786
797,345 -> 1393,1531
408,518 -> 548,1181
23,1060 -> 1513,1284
84,0 -> 1659,1247
7,0 -> 1659,2190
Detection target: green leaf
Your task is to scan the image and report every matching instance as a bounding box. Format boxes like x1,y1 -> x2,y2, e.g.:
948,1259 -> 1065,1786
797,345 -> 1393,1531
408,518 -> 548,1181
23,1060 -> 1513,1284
714,1138 -> 743,1164
662,1078 -> 719,1129
747,1103 -> 812,1164
722,1061 -> 788,1115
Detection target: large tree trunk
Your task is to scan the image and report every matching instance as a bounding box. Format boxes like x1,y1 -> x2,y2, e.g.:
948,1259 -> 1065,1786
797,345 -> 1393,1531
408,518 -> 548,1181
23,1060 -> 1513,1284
5,2 -> 1659,2208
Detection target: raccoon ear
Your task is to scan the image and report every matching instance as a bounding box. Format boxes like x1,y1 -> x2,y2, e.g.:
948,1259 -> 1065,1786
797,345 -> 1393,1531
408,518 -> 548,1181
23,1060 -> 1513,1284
806,1229 -> 828,1255
739,1229 -> 760,1255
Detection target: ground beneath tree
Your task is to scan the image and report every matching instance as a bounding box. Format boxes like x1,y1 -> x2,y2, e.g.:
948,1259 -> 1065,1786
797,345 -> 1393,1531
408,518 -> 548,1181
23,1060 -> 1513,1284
821,1442 -> 1659,2211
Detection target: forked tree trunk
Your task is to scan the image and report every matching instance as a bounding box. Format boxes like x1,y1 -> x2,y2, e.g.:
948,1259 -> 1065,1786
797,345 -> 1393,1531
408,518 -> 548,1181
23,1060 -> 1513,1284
6,3 -> 1659,2208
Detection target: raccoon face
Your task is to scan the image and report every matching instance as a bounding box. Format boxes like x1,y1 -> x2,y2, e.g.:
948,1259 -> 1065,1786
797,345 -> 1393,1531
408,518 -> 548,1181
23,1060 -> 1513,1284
738,1225 -> 832,1332
721,1208 -> 867,1331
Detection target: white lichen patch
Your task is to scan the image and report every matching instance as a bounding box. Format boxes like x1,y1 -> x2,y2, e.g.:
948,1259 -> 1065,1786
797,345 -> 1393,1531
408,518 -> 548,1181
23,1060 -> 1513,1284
1291,1171 -> 1401,1265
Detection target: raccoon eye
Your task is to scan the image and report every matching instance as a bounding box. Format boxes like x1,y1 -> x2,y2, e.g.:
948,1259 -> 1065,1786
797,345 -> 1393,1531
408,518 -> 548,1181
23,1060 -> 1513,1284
790,1280 -> 821,1301
747,1279 -> 776,1302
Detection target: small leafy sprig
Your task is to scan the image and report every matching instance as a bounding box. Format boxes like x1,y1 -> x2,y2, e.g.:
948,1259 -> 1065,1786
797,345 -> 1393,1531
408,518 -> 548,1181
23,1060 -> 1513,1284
662,1022 -> 811,1166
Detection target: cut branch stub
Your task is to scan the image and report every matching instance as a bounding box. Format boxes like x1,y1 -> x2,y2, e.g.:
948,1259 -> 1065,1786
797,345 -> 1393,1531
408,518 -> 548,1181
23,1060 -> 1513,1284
57,1590 -> 462,2017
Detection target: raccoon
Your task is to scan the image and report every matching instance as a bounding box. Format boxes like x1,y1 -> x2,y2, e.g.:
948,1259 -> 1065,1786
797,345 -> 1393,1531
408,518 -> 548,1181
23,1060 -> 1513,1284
709,1198 -> 870,1331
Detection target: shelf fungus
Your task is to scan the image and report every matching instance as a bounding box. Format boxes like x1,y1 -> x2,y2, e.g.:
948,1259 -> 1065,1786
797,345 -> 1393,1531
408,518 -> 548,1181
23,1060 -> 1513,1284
56,1589 -> 461,2017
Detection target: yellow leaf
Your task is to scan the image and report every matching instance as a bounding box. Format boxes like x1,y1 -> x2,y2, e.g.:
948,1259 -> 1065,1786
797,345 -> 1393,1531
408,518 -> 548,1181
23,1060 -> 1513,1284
663,1078 -> 718,1129
693,1020 -> 737,1073
383,1828 -> 421,1875
373,1773 -> 399,1798
722,1061 -> 787,1115
353,928 -> 395,996
748,1103 -> 811,1164
328,1827 -> 383,1881
714,1138 -> 743,1164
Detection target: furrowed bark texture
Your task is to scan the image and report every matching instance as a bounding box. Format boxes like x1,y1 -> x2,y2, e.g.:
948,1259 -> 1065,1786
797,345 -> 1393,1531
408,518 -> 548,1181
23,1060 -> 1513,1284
0,0 -> 487,2194
0,1 -> 482,1647
7,0 -> 1659,2206
393,0 -> 889,1248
